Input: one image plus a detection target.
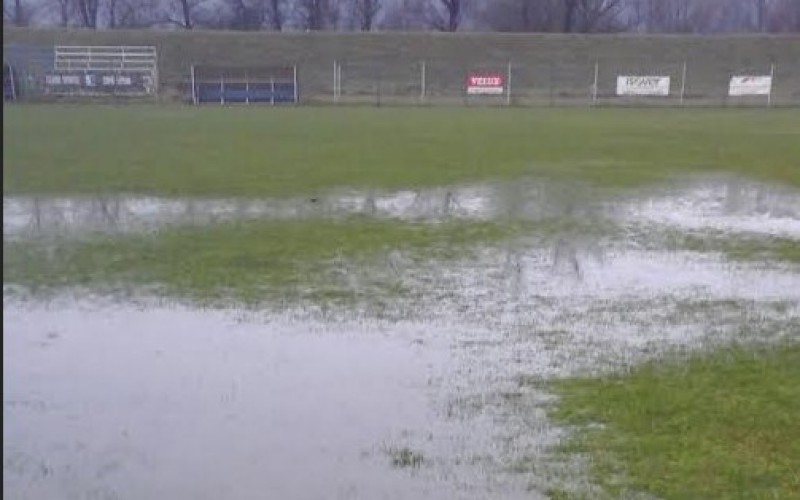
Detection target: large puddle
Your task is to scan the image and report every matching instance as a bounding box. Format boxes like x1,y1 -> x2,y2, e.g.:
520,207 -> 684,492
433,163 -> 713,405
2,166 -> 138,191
5,176 -> 799,240
4,176 -> 800,499
5,304 -> 539,500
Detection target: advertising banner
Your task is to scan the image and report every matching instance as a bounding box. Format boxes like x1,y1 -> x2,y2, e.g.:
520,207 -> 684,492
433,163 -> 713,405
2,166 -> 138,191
729,76 -> 772,96
45,71 -> 155,95
466,73 -> 505,95
616,76 -> 671,96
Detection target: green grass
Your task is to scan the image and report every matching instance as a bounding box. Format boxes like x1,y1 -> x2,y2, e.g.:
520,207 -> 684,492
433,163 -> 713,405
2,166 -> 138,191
2,217 -> 518,304
672,232 -> 800,264
4,106 -> 800,196
548,345 -> 800,499
643,228 -> 800,264
2,212 -> 613,302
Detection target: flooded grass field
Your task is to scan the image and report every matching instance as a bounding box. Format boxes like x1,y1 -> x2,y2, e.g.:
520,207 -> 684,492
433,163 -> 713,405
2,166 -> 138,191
4,106 -> 799,499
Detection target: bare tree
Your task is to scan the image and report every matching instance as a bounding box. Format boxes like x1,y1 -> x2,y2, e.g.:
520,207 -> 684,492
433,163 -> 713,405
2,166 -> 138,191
352,0 -> 379,30
7,0 -> 797,32
561,0 -> 623,32
755,0 -> 767,30
563,0 -> 578,31
265,0 -> 286,29
625,0 -> 717,33
380,0 -> 428,29
577,0 -> 624,32
178,0 -> 194,27
226,0 -> 266,29
298,0 -> 322,29
440,0 -> 460,30
521,0 -> 562,31
14,0 -> 25,25
163,0 -> 249,28
297,0 -> 344,29
769,0 -> 800,30
162,0 -> 202,28
711,0 -> 756,32
5,0 -> 35,25
107,0 -> 158,27
475,0 -> 520,31
189,0 -> 227,28
54,0 -> 71,26
428,0 -> 461,31
107,0 -> 117,26
76,0 -> 100,27
754,0 -> 786,32
476,0 -> 562,32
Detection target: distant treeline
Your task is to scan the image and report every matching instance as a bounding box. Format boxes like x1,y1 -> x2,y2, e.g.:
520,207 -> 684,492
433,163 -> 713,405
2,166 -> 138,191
4,0 -> 799,34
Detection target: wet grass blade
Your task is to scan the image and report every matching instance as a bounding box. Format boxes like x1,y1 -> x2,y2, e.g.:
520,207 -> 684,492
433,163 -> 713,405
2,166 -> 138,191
548,344 -> 800,499
2,217 -> 519,304
5,107 -> 800,196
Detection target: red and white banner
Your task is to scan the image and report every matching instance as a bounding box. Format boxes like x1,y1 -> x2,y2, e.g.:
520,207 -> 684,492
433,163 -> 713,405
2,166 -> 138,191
466,73 -> 505,95
729,76 -> 772,96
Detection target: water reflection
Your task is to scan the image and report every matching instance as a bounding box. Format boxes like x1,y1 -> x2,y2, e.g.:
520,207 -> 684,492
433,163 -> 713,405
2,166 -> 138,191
4,177 -> 798,241
3,175 -> 800,500
3,180 -> 608,239
4,302 -> 550,500
624,176 -> 800,237
5,243 -> 799,498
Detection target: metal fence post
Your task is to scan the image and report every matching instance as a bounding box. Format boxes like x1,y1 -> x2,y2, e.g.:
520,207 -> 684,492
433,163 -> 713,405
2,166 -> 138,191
592,61 -> 599,106
190,65 -> 197,105
333,60 -> 338,104
506,60 -> 512,106
680,60 -> 687,106
768,63 -> 775,107
293,65 -> 298,104
420,60 -> 426,105
9,65 -> 17,101
376,70 -> 382,107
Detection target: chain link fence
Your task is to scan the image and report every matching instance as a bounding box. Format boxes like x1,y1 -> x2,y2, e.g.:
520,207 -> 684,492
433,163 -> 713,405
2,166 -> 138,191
5,41 -> 799,106
327,58 -> 796,107
3,43 -> 55,100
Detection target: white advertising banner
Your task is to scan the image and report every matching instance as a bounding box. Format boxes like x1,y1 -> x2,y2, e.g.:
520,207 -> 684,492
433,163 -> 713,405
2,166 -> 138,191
616,76 -> 671,96
729,76 -> 772,96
